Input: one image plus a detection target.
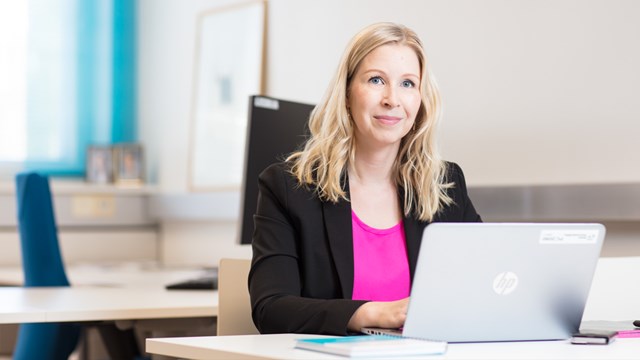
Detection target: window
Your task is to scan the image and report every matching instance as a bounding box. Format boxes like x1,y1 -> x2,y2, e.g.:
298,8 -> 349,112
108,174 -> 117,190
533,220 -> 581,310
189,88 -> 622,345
0,2 -> 28,166
0,0 -> 136,178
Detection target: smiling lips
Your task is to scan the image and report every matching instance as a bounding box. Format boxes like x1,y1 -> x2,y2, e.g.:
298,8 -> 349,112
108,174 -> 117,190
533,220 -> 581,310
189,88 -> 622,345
374,115 -> 403,126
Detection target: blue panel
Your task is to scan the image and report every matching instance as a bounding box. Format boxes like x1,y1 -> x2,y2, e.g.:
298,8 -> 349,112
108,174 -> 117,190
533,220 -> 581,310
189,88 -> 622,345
111,0 -> 137,143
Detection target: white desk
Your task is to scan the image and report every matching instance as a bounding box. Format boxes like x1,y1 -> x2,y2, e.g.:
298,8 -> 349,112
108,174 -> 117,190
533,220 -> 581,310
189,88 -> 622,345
146,256 -> 640,359
146,333 -> 640,360
0,287 -> 217,324
0,264 -> 218,324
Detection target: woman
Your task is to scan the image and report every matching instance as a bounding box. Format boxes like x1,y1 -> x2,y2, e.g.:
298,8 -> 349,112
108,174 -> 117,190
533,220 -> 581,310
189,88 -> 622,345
249,22 -> 481,336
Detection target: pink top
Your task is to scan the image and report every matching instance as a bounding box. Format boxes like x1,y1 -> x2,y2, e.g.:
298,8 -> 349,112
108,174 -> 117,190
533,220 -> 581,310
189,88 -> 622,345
351,210 -> 410,301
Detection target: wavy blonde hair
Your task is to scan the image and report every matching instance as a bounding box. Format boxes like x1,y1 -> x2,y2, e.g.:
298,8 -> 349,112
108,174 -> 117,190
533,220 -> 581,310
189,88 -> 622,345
288,22 -> 452,221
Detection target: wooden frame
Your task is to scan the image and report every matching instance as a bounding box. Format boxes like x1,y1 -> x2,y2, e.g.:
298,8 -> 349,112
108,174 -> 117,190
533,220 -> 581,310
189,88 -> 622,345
113,144 -> 144,186
85,145 -> 114,184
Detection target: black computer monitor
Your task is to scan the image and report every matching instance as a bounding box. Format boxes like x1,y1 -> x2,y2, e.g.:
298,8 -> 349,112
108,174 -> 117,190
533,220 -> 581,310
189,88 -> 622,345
238,95 -> 315,245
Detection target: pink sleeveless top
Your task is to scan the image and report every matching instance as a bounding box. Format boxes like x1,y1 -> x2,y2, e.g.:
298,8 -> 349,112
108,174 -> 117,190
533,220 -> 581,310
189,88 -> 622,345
351,210 -> 410,301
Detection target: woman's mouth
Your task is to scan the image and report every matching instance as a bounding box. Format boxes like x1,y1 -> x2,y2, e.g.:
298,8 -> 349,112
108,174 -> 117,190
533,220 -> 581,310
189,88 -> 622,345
374,115 -> 402,125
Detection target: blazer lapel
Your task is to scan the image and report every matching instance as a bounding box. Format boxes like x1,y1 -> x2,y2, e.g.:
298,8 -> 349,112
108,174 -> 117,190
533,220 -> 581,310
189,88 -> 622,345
399,189 -> 428,282
403,215 -> 426,282
322,176 -> 354,299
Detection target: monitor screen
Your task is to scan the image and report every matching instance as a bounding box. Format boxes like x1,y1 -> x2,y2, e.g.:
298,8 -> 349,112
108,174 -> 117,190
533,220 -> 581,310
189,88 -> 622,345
238,96 -> 314,245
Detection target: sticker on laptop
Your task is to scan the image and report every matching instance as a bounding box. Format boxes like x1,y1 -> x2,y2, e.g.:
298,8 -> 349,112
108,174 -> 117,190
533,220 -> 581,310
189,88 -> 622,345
539,230 -> 599,244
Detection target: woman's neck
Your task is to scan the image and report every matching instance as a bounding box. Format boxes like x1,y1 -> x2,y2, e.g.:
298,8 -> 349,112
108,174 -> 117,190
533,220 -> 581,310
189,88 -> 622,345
349,144 -> 398,187
348,143 -> 402,228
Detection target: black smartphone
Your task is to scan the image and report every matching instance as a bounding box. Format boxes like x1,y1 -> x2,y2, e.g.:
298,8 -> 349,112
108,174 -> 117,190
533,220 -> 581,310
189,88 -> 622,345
570,330 -> 617,345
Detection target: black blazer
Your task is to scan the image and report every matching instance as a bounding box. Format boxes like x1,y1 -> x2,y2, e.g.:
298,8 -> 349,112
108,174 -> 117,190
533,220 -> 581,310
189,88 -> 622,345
249,161 -> 481,335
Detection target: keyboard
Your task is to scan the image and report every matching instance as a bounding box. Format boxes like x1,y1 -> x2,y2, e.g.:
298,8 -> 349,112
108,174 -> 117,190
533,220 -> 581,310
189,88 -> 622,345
165,269 -> 218,290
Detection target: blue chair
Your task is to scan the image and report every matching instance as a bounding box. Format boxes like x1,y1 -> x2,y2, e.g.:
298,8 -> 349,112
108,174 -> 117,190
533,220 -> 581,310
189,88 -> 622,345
12,173 -> 81,360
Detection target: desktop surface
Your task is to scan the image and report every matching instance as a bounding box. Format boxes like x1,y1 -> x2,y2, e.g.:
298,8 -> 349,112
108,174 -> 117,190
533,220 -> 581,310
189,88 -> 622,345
0,287 -> 217,324
146,333 -> 640,360
0,264 -> 218,324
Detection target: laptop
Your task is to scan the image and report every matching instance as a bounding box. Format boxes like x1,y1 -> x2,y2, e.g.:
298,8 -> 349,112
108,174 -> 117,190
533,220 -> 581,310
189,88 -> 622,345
362,222 -> 605,342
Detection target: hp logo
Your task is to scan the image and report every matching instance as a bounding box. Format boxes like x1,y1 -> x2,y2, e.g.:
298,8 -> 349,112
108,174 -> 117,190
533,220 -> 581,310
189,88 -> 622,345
493,272 -> 519,295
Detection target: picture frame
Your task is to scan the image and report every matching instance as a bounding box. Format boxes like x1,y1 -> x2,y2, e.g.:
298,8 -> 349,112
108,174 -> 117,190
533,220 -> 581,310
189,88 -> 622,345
85,145 -> 113,184
188,0 -> 267,191
113,144 -> 144,186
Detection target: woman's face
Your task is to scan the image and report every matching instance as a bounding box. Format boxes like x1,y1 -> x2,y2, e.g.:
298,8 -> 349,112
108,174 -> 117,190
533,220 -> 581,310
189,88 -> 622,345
347,43 -> 421,152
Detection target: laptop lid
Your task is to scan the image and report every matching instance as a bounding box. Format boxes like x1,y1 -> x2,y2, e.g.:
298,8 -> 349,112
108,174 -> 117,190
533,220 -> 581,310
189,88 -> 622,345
402,222 -> 605,343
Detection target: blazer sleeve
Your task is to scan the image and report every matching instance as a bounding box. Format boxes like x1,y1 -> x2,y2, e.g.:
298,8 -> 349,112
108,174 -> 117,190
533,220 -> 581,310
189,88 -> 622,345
248,163 -> 366,335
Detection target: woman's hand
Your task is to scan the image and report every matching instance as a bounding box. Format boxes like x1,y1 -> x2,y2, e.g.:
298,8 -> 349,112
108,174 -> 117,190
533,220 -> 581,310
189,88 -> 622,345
347,297 -> 409,332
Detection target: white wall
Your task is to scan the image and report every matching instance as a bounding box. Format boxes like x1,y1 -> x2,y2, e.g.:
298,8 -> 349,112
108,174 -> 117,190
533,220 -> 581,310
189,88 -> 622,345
137,0 -> 640,265
266,0 -> 640,186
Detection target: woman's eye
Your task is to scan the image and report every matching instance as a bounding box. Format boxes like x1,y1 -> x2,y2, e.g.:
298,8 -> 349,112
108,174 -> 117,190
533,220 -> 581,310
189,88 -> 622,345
401,80 -> 415,88
368,76 -> 384,85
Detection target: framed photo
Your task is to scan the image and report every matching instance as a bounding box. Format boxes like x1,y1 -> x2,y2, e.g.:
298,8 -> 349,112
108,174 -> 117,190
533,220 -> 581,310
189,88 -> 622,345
188,0 -> 266,191
86,145 -> 113,184
113,144 -> 144,186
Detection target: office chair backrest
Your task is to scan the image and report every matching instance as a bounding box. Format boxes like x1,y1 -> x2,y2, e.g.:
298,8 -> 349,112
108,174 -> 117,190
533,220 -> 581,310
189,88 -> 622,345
217,258 -> 259,335
16,172 -> 70,287
13,172 -> 80,360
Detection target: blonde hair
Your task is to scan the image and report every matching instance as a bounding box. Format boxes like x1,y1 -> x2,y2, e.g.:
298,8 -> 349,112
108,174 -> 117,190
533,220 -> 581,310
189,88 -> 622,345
288,22 -> 452,221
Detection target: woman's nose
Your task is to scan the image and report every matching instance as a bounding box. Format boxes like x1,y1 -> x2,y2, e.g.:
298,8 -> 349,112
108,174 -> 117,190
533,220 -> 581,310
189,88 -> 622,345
382,87 -> 400,108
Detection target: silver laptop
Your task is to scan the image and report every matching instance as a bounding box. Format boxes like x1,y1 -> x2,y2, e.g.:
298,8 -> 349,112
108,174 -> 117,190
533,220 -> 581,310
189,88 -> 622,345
363,222 -> 605,342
